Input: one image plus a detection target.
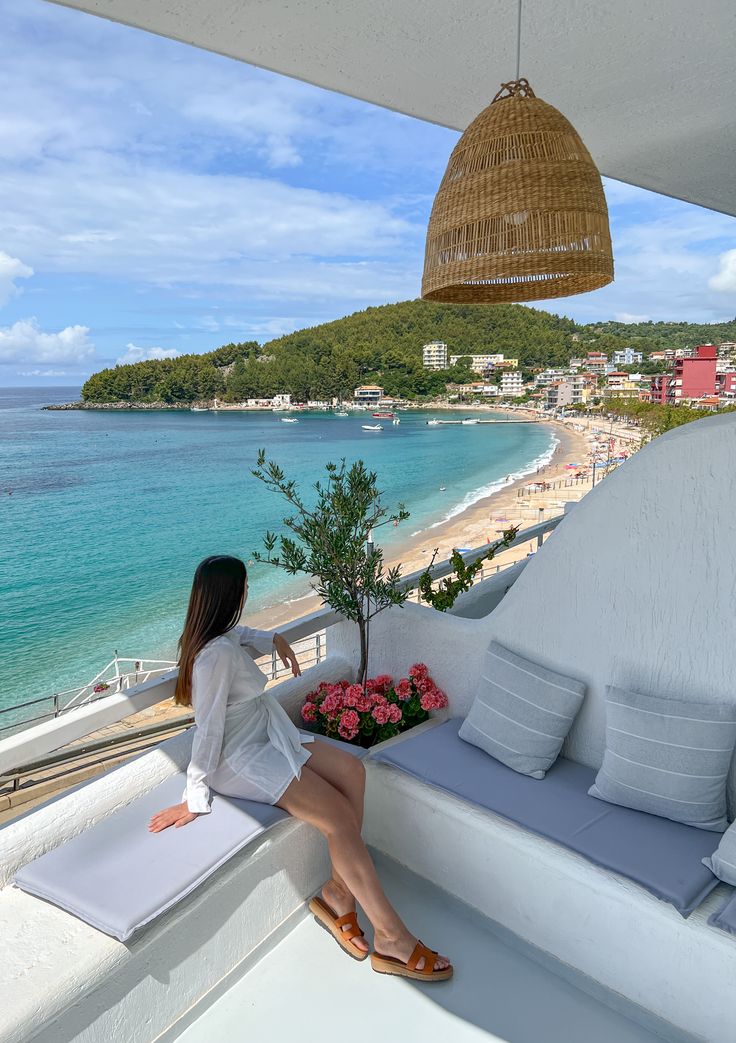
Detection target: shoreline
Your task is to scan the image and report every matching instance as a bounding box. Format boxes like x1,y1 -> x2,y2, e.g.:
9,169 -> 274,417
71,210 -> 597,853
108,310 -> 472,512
246,412 -> 606,633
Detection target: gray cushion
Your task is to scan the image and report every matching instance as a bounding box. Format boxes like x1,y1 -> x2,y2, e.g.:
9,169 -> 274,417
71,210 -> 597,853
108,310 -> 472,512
13,736 -> 366,942
372,719 -> 720,916
458,640 -> 585,778
703,820 -> 736,884
708,890 -> 736,935
13,773 -> 287,942
589,685 -> 736,832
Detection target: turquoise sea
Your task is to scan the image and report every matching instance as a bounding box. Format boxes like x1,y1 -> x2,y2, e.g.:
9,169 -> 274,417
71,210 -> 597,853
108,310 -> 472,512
0,387 -> 556,713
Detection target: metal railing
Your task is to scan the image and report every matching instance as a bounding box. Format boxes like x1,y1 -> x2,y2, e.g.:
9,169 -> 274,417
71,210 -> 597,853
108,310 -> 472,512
0,658 -> 176,738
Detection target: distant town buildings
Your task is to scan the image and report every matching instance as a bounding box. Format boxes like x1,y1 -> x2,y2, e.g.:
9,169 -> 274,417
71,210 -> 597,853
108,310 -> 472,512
422,342 -> 448,370
421,344 -> 517,373
449,353 -> 505,373
544,375 -> 592,410
353,385 -> 384,404
500,371 -> 524,397
648,344 -> 736,407
612,347 -> 643,366
273,393 -> 292,406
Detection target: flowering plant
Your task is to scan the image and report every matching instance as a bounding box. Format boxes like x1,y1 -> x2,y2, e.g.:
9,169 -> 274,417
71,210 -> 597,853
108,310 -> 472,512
300,663 -> 448,748
93,682 -> 110,693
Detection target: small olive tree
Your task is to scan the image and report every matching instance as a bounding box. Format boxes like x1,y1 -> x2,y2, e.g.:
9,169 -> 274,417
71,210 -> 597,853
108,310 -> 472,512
251,452 -> 409,685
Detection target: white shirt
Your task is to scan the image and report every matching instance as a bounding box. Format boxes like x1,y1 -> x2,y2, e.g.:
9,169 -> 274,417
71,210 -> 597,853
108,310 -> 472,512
182,623 -> 278,814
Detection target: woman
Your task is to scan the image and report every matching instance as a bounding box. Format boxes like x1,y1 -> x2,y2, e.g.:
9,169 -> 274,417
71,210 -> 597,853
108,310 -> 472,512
148,555 -> 452,982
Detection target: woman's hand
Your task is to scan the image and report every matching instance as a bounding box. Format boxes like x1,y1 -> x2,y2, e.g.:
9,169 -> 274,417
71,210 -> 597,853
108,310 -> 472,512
148,802 -> 199,832
273,632 -> 302,677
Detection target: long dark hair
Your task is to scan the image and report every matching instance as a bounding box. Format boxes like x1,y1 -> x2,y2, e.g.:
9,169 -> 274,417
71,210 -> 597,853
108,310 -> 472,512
174,555 -> 246,706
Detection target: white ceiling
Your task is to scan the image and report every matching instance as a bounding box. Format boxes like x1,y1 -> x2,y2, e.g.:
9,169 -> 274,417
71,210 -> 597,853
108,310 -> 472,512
49,0 -> 736,216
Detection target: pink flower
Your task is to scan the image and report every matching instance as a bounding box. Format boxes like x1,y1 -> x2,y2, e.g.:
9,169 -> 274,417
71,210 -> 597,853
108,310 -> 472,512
373,674 -> 393,694
372,703 -> 391,724
388,704 -> 403,724
354,693 -> 373,713
319,692 -> 343,718
395,678 -> 412,701
301,701 -> 317,722
343,683 -> 364,707
370,692 -> 388,708
419,686 -> 449,712
409,662 -> 429,681
338,709 -> 360,741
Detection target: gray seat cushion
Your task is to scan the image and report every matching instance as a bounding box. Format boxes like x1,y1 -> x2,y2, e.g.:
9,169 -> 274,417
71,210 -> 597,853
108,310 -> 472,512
13,773 -> 288,942
459,640 -> 585,778
589,685 -> 736,832
13,737 -> 366,942
372,718 -> 720,916
708,890 -> 736,936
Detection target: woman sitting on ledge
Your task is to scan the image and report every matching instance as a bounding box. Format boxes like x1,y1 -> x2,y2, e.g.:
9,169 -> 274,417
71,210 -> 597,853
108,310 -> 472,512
148,554 -> 452,982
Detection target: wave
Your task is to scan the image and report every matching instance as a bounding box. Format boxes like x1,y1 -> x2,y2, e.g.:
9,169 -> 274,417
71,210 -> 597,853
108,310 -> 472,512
408,431 -> 560,536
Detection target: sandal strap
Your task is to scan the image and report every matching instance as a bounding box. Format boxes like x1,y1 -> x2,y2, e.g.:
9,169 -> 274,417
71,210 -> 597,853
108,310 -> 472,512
408,940 -> 439,973
334,910 -> 364,941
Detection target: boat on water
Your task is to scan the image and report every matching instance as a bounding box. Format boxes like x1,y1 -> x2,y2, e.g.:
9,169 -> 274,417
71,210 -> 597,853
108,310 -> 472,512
372,411 -> 395,418
427,419 -> 441,426
334,411 -> 349,417
392,418 -> 400,425
280,417 -> 299,423
362,424 -> 383,431
461,418 -> 480,425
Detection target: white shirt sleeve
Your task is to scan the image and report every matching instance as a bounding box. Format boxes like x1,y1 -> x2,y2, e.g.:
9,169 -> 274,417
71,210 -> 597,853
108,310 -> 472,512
182,640 -> 238,814
233,624 -> 276,656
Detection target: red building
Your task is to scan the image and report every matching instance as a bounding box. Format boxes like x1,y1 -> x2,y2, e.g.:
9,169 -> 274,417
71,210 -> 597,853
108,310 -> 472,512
649,345 -> 717,404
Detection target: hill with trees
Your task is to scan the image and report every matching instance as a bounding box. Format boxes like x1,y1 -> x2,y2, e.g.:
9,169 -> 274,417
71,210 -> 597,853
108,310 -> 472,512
80,300 -> 736,404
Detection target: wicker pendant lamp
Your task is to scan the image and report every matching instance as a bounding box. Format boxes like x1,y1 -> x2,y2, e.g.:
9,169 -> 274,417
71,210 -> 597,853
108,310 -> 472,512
421,75 -> 614,304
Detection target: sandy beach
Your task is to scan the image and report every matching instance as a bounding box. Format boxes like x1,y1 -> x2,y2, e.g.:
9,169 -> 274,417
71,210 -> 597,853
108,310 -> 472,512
246,409 -> 640,634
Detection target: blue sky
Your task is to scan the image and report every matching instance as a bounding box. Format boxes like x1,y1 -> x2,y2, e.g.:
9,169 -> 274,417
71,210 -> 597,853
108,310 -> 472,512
0,0 -> 735,387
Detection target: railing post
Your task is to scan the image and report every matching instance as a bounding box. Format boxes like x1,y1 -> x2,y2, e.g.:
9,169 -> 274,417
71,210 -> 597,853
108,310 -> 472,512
316,631 -> 322,664
271,648 -> 278,681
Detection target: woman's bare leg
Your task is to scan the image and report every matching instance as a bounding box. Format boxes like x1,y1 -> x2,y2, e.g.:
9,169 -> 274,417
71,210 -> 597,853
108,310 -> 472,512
301,740 -> 368,949
277,763 -> 450,971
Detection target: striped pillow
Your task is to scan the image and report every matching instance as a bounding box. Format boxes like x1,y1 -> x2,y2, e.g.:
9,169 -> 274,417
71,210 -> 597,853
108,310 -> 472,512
703,820 -> 736,884
589,685 -> 736,832
458,641 -> 586,778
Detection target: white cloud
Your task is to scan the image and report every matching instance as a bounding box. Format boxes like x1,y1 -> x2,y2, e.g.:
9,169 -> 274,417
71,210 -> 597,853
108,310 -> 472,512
709,250 -> 736,293
18,368 -> 69,376
116,343 -> 180,365
0,251 -> 33,307
615,312 -> 651,323
0,318 -> 94,363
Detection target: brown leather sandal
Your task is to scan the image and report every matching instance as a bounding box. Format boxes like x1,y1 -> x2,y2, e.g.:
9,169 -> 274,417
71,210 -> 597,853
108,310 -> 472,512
308,895 -> 369,961
371,938 -> 453,981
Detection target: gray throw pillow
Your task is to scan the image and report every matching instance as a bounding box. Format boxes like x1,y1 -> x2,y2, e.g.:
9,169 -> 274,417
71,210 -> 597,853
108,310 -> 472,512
703,820 -> 736,883
589,685 -> 736,832
458,640 -> 585,778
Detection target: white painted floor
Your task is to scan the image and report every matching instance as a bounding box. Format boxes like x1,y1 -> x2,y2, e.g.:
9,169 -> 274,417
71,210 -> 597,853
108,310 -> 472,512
172,853 -> 684,1043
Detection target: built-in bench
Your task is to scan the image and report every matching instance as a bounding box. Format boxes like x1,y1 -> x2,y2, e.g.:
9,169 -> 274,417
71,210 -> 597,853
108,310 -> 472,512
0,658 -> 359,1043
372,718 -> 720,916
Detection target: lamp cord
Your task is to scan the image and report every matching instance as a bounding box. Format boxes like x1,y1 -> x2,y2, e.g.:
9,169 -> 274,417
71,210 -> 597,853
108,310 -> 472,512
515,0 -> 522,80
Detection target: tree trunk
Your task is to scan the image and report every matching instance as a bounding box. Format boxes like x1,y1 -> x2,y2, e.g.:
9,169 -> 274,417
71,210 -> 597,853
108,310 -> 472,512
357,618 -> 368,691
